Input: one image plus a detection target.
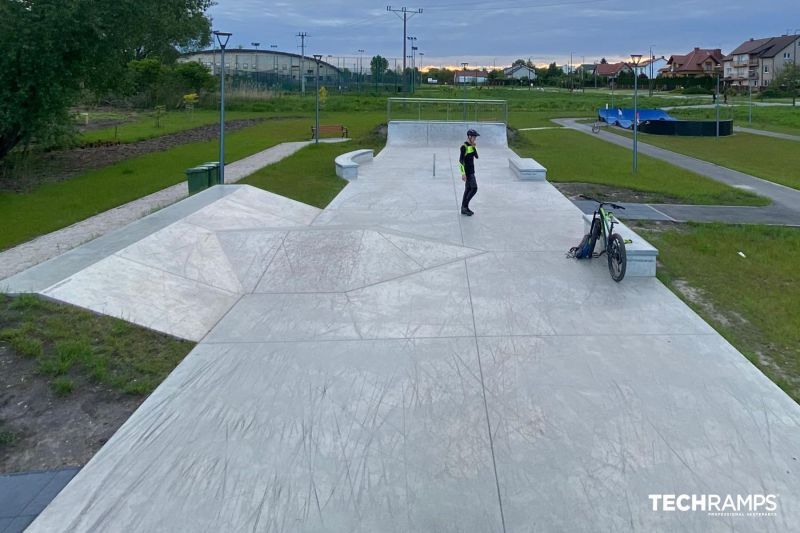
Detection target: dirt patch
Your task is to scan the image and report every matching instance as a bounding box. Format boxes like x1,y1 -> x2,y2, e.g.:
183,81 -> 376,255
0,118 -> 266,193
551,182 -> 686,204
0,344 -> 143,473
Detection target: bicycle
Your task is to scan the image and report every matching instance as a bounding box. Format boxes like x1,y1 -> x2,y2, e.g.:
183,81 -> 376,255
591,120 -> 602,133
579,195 -> 628,282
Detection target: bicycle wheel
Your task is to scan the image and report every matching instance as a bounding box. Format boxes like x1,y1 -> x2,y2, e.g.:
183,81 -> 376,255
591,122 -> 601,133
607,233 -> 627,282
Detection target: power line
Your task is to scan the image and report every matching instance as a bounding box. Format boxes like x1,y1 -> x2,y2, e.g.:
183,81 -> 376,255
386,5 -> 423,88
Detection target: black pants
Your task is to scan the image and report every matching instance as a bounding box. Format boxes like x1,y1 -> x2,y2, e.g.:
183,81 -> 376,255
462,174 -> 478,209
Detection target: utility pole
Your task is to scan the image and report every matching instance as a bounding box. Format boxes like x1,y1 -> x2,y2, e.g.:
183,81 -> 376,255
386,6 -> 423,92
297,32 -> 308,94
649,45 -> 655,96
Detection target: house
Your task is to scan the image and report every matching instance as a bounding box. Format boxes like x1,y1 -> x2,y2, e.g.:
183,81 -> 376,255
455,69 -> 489,84
724,35 -> 799,89
660,48 -> 724,78
503,64 -> 537,81
633,56 -> 668,78
595,62 -> 630,78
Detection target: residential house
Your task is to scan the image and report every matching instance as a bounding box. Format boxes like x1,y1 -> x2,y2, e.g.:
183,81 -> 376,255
455,69 -> 489,84
659,48 -> 724,78
595,62 -> 630,79
633,56 -> 668,78
503,64 -> 537,81
724,35 -> 799,89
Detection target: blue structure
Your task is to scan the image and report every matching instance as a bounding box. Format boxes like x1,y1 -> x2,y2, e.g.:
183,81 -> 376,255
598,108 -> 676,129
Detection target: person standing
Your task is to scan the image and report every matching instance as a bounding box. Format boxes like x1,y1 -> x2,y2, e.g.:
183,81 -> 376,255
459,129 -> 480,216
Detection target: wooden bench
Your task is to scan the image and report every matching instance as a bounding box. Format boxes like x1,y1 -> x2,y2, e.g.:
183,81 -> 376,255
311,124 -> 348,138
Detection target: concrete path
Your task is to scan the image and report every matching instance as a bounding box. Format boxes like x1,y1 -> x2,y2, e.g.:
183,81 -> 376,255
555,118 -> 800,225
12,121 -> 799,532
0,139 -> 346,281
734,126 -> 800,142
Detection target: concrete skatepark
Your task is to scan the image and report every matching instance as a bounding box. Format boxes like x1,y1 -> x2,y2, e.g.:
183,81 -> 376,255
3,121 -> 800,532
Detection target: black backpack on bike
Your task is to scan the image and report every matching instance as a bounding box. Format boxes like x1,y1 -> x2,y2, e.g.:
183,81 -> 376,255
569,218 -> 600,259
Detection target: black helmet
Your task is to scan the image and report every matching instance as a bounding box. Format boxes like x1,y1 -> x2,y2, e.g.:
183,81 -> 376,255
467,129 -> 480,137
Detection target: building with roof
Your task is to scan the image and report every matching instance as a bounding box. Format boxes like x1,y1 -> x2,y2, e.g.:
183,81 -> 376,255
179,49 -> 342,87
455,69 -> 489,84
723,35 -> 799,89
503,64 -> 537,81
633,56 -> 668,78
660,48 -> 724,78
595,62 -> 630,78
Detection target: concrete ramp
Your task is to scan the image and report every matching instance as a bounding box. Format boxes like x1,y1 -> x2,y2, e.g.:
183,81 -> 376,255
388,120 -> 507,147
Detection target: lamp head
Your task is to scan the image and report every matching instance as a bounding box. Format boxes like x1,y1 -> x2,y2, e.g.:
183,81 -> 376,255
213,31 -> 232,49
313,54 -> 322,62
630,54 -> 642,65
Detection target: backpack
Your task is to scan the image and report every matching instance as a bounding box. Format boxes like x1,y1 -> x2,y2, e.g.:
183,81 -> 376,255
568,219 -> 600,259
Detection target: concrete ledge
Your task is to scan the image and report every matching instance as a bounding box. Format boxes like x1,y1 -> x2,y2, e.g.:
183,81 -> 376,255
582,213 -> 658,277
335,149 -> 373,180
509,157 -> 547,180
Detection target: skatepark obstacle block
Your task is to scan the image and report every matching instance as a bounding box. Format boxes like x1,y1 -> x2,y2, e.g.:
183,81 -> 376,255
509,157 -> 547,180
335,149 -> 373,180
582,213 -> 659,277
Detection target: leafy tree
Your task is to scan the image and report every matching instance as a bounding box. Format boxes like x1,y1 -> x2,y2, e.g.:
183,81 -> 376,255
370,55 -> 389,81
773,63 -> 800,106
512,58 -> 527,67
0,0 -> 212,160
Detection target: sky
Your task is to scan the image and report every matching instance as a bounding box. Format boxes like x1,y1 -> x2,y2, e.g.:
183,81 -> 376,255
207,0 -> 797,70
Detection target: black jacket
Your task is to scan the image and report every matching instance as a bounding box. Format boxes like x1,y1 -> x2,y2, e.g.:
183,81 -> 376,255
459,142 -> 479,175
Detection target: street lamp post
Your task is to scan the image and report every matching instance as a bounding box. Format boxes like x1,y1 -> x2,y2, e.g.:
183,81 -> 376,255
314,54 -> 322,145
630,54 -> 642,174
715,65 -> 721,139
357,49 -> 365,92
406,37 -> 416,91
213,31 -> 232,184
410,45 -> 418,93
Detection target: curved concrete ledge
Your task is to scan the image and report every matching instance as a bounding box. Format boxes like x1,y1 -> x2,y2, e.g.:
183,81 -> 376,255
335,149 -> 374,180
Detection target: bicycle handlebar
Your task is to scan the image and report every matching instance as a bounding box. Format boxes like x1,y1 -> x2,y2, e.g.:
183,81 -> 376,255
579,194 -> 626,210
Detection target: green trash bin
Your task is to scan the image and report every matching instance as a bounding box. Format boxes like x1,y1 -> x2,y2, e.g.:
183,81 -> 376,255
186,166 -> 209,194
202,161 -> 220,185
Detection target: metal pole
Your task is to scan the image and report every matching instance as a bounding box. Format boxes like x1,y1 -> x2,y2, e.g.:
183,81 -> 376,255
213,31 -> 232,185
314,55 -> 321,144
749,78 -> 753,123
716,69 -> 720,139
633,73 -> 638,173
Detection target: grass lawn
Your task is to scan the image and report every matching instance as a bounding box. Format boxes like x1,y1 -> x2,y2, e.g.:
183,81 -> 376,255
667,105 -> 800,136
0,293 -> 194,396
636,223 -> 800,403
80,109 -> 272,144
514,129 -> 768,205
0,111 -> 385,251
606,128 -> 800,191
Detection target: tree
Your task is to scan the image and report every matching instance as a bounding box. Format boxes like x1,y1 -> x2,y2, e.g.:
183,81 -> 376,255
370,55 -> 389,81
773,63 -> 800,106
0,0 -> 213,160
512,58 -> 527,67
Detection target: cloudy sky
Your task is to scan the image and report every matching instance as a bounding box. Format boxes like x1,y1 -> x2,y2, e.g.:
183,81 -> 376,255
207,0 -> 796,69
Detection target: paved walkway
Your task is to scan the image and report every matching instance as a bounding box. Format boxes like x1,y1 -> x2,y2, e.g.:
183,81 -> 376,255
0,139 -> 346,281
734,126 -> 800,142
12,122 -> 799,532
555,118 -> 800,225
0,468 -> 79,533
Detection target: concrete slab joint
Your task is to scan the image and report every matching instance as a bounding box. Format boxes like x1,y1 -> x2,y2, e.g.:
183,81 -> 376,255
334,149 -> 374,180
582,213 -> 658,276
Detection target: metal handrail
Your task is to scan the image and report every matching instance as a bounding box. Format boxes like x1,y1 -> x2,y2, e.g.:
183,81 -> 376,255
387,97 -> 508,124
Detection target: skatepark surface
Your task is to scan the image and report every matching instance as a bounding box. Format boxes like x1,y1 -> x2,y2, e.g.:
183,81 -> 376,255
5,122 -> 799,532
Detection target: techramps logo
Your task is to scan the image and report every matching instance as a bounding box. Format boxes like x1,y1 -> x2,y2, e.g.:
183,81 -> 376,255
648,494 -> 779,518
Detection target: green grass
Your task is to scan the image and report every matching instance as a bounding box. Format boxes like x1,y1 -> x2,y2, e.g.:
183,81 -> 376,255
514,129 -> 768,205
0,294 -> 194,396
0,117 -> 310,251
637,223 -> 800,402
667,105 -> 800,135
80,109 -> 271,144
240,113 -> 386,207
605,128 -> 800,191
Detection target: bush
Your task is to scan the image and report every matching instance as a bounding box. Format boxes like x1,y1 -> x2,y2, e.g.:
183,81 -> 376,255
683,86 -> 712,95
